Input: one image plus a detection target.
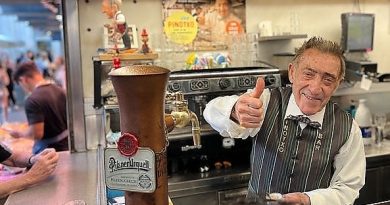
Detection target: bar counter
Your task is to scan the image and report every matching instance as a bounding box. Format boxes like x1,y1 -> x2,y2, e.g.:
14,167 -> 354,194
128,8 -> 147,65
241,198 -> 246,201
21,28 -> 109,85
364,140 -> 390,158
5,140 -> 390,205
5,151 -> 100,205
364,140 -> 390,169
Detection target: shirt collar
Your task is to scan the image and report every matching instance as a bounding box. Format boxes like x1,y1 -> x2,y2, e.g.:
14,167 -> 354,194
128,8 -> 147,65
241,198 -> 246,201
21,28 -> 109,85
284,94 -> 325,128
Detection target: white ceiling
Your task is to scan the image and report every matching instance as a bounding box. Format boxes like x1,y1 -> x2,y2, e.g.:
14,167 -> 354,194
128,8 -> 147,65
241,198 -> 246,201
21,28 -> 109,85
0,0 -> 62,32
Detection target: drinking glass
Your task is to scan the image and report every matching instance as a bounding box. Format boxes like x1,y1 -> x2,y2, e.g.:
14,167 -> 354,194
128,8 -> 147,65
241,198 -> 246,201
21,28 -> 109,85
374,113 -> 387,147
289,12 -> 300,34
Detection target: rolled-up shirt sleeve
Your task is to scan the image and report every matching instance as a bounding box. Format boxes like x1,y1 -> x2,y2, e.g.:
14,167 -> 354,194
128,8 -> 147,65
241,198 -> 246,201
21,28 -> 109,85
203,89 -> 270,139
305,120 -> 366,205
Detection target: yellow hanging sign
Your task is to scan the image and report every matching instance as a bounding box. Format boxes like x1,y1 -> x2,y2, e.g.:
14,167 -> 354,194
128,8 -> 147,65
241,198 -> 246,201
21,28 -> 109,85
164,11 -> 198,45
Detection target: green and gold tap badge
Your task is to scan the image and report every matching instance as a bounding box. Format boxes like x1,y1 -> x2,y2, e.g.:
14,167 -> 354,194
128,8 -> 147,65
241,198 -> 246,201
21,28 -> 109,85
164,11 -> 198,45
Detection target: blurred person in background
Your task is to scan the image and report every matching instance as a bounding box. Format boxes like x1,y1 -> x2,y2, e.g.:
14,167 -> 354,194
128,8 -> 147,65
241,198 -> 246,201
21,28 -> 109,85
0,145 -> 58,198
4,57 -> 18,110
0,61 -> 10,123
26,50 -> 35,62
16,50 -> 35,65
8,61 -> 68,154
51,56 -> 66,91
35,50 -> 52,79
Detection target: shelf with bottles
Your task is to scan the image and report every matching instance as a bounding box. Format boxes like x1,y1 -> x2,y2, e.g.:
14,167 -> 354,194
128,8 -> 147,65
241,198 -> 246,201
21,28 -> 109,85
258,34 -> 307,42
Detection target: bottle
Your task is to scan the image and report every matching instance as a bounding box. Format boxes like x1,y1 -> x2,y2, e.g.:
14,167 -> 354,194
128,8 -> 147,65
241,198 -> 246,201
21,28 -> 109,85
347,100 -> 357,118
355,99 -> 373,146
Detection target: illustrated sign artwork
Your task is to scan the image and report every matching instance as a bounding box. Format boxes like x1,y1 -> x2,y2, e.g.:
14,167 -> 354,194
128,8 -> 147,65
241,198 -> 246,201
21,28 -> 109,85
164,11 -> 198,44
162,0 -> 246,47
104,147 -> 156,192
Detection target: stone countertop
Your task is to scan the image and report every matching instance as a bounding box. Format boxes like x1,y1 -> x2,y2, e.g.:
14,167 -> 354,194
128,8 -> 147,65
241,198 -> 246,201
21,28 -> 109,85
364,139 -> 390,158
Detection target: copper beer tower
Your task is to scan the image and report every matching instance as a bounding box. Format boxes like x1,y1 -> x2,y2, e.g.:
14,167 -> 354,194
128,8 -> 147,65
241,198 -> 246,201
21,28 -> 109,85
110,65 -> 169,205
109,65 -> 201,205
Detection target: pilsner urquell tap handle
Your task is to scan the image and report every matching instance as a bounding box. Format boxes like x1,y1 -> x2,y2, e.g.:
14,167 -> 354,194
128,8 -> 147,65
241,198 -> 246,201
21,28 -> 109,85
165,92 -> 202,151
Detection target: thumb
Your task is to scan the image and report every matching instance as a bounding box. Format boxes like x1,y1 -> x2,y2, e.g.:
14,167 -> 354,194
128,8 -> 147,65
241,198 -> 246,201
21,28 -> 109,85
250,77 -> 265,98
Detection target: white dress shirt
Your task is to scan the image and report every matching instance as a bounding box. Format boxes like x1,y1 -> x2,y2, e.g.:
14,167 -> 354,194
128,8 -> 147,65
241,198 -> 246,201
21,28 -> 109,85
203,89 -> 366,205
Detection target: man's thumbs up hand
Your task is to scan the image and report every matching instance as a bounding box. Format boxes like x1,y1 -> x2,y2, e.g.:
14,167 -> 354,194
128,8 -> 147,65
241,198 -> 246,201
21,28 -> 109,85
230,77 -> 265,128
250,77 -> 265,98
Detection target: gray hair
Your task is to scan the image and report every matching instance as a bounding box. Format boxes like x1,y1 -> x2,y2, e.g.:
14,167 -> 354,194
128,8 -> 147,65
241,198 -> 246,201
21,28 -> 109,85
113,0 -> 122,7
293,36 -> 346,80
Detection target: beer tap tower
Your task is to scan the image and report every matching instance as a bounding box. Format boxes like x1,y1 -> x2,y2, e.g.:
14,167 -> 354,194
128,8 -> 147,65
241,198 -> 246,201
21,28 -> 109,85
106,65 -> 201,205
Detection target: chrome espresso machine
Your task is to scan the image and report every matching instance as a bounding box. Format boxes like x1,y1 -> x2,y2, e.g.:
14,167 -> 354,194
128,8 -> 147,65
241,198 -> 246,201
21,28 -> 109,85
165,67 -> 281,205
94,63 -> 281,205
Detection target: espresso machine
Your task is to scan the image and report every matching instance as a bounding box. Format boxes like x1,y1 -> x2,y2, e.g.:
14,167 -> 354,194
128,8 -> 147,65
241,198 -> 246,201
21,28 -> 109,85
167,66 -> 281,133
165,66 -> 281,205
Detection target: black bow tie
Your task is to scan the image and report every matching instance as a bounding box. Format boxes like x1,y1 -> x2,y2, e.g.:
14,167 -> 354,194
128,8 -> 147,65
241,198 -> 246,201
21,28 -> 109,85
286,114 -> 321,129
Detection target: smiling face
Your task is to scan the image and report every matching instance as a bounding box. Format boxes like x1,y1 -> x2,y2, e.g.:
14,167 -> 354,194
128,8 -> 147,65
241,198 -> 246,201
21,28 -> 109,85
215,0 -> 230,18
288,48 -> 342,115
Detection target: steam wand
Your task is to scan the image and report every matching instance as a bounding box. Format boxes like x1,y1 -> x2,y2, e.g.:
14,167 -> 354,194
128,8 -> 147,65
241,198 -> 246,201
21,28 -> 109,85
165,92 -> 202,151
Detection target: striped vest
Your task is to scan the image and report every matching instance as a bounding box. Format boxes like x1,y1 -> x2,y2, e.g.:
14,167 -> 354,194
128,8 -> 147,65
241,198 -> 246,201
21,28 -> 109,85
248,87 -> 352,197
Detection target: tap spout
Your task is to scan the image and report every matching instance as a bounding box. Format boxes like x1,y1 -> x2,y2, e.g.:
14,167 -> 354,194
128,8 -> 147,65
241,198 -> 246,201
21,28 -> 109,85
165,91 -> 202,151
190,111 -> 201,147
164,111 -> 202,150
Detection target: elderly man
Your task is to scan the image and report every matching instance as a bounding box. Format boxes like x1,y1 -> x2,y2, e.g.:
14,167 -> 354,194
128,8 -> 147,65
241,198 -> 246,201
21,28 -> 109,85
204,36 -> 365,205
